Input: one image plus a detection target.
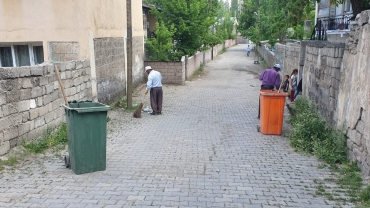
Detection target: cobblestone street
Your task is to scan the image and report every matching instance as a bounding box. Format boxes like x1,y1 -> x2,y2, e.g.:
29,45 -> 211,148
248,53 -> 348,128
0,44 -> 352,207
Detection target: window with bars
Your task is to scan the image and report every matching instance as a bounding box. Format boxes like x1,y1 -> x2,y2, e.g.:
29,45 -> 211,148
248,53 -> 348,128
0,44 -> 44,67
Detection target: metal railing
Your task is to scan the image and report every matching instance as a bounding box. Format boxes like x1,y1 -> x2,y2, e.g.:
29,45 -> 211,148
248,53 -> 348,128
310,20 -> 327,40
319,15 -> 352,31
310,14 -> 352,40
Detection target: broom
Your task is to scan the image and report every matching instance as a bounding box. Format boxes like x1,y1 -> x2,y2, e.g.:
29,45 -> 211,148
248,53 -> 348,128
133,93 -> 146,118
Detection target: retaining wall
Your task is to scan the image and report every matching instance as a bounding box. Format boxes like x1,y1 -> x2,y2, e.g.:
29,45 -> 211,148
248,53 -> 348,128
0,60 -> 92,155
336,10 -> 370,175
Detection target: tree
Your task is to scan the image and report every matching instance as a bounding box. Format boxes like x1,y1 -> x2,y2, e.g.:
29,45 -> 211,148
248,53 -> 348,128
230,0 -> 239,17
147,0 -> 221,60
146,23 -> 178,61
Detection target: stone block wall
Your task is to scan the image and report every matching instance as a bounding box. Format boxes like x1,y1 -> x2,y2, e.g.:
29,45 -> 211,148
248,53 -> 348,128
302,41 -> 345,124
144,60 -> 185,85
186,52 -> 203,79
336,10 -> 370,175
0,60 -> 92,155
48,42 -> 79,62
143,40 -> 234,86
94,37 -> 125,103
275,43 -> 301,77
205,50 -> 212,63
257,46 -> 276,69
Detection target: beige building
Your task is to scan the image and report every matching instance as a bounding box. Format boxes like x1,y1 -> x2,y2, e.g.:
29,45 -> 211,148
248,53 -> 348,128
0,0 -> 145,102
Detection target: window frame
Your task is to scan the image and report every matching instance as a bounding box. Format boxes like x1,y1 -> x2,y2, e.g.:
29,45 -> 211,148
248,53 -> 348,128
0,43 -> 43,67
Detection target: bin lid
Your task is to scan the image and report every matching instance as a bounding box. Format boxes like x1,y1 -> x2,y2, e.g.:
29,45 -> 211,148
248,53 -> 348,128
62,101 -> 111,113
260,91 -> 288,97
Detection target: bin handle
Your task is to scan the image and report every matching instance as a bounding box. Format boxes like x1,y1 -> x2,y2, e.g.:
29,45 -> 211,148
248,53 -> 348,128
62,105 -> 111,113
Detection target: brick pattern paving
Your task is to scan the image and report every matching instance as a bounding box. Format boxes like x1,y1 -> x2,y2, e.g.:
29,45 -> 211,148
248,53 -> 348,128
0,44 -> 352,208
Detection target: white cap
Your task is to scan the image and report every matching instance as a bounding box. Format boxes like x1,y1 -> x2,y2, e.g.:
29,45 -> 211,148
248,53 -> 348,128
273,64 -> 281,69
145,66 -> 153,72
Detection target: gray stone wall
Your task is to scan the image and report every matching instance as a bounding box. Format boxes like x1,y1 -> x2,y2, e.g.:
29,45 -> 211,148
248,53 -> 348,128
302,41 -> 345,124
0,60 -> 92,155
257,46 -> 276,69
336,10 -> 370,175
48,42 -> 79,62
275,43 -> 301,78
132,36 -> 145,88
94,37 -> 125,103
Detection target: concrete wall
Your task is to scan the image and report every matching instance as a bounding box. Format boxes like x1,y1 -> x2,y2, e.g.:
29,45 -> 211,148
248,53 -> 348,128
336,10 -> 370,175
0,0 -> 131,60
132,36 -> 145,89
0,60 -> 92,155
94,37 -> 125,103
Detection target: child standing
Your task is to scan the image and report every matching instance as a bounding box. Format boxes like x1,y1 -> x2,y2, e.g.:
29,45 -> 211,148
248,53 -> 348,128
290,69 -> 298,103
281,75 -> 289,92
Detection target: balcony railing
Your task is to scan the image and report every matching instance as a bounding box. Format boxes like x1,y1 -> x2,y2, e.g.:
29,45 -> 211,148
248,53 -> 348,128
319,15 -> 352,31
310,14 -> 352,40
310,20 -> 327,40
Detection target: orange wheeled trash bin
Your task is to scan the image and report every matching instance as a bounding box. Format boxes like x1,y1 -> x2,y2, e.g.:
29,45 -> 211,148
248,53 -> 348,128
258,90 -> 288,135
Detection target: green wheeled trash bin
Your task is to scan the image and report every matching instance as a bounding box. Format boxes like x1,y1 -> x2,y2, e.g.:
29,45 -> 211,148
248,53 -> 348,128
63,101 -> 111,175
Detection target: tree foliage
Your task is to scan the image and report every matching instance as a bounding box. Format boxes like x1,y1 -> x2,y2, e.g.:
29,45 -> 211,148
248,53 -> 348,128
230,0 -> 239,17
145,0 -> 237,61
238,0 -> 315,45
238,0 -> 369,45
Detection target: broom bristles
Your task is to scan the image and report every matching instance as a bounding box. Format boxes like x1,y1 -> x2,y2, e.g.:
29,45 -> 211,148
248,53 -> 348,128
133,102 -> 144,118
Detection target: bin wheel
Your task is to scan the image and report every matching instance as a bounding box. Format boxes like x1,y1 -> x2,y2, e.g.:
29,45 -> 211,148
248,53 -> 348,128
257,125 -> 260,132
64,155 -> 70,168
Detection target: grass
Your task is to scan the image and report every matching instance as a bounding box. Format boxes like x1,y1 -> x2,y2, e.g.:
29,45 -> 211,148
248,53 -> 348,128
0,124 -> 68,171
288,98 -> 370,206
189,64 -> 205,81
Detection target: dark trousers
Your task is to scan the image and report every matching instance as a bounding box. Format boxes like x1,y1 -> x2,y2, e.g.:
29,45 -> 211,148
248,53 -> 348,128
258,85 -> 274,118
150,87 -> 163,113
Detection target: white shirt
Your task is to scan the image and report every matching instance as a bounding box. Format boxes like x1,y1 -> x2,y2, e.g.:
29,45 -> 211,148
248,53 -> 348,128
146,70 -> 162,91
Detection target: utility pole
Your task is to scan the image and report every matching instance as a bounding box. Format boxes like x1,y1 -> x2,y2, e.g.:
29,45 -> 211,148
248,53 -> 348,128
126,0 -> 133,108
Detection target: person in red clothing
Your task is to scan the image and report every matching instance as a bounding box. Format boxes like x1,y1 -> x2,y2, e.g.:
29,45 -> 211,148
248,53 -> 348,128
257,64 -> 281,119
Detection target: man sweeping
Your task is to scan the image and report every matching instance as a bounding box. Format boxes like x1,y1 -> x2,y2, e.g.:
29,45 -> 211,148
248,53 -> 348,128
145,66 -> 163,115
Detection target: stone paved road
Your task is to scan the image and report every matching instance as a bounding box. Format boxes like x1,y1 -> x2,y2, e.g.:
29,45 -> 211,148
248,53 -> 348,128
0,44 -> 352,207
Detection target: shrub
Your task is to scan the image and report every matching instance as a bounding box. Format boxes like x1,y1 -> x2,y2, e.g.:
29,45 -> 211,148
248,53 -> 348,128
288,98 -> 347,164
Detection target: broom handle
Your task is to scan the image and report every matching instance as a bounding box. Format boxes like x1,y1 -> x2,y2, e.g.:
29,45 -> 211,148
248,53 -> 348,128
54,65 -> 69,106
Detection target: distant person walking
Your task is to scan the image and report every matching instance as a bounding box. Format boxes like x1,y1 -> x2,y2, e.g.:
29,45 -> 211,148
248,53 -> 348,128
290,69 -> 298,103
145,66 -> 163,115
246,45 -> 251,57
257,64 -> 281,119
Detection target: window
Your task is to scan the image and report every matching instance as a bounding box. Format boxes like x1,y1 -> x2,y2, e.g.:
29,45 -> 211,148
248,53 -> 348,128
0,43 -> 44,67
345,0 -> 352,13
0,47 -> 13,67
